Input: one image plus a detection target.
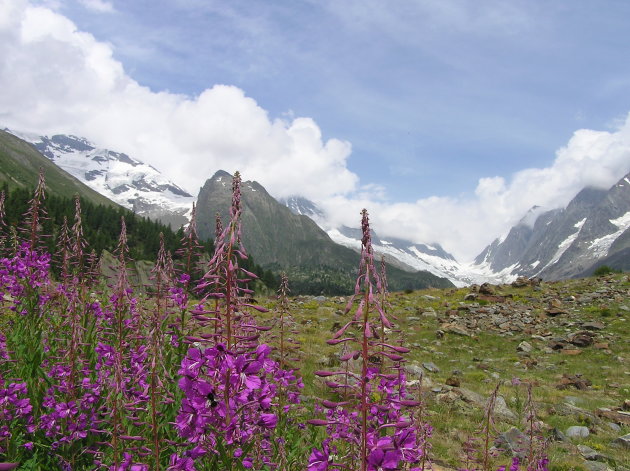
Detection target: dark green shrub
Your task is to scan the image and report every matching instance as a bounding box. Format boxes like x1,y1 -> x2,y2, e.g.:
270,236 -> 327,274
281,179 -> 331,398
593,265 -> 620,276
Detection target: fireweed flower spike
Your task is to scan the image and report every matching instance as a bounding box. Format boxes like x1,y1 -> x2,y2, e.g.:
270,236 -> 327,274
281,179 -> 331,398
20,168 -> 48,251
0,190 -> 6,255
309,209 -> 425,471
173,171 -> 298,470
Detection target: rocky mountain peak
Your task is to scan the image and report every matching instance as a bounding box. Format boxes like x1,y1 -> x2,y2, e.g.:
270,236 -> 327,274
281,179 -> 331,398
474,171 -> 630,280
6,129 -> 194,228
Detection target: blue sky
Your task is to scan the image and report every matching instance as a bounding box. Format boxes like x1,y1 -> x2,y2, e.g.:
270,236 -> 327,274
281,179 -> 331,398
2,0 -> 630,259
54,0 -> 630,201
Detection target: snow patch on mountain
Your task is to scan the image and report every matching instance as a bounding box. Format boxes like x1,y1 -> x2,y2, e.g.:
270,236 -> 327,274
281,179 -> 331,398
7,130 -> 194,228
589,211 -> 630,257
539,217 -> 587,272
327,227 -> 510,287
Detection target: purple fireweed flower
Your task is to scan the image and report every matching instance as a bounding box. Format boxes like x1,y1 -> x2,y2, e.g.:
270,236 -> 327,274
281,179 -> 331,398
308,209 -> 427,471
257,413 -> 278,428
307,442 -> 334,471
367,445 -> 402,471
168,454 -> 196,471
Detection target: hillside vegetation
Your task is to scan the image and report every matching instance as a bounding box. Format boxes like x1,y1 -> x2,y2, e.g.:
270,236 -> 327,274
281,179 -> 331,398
0,130 -> 116,207
0,171 -> 627,470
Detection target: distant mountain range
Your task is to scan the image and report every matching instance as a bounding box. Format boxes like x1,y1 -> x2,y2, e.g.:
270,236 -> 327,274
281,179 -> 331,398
3,128 -> 629,286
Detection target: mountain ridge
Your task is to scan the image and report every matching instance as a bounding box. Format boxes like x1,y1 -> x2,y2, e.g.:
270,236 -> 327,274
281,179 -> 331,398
0,129 -> 119,208
475,173 -> 630,280
196,170 -> 454,294
4,129 -> 194,229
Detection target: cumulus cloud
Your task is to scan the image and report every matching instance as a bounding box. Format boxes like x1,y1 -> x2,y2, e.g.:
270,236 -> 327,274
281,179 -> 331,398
0,1 -> 357,200
320,115 -> 630,261
1,1 -> 629,263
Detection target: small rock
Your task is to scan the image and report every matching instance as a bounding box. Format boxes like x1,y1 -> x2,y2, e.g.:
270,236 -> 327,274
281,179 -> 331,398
577,444 -> 606,461
479,283 -> 495,295
495,427 -> 529,458
407,316 -> 421,323
545,307 -> 566,317
464,292 -> 478,301
422,362 -> 440,373
404,364 -> 434,388
494,396 -> 517,421
607,422 -> 622,433
511,276 -> 529,288
550,428 -> 568,442
582,321 -> 605,331
582,462 -> 613,471
445,376 -> 460,387
613,433 -> 630,449
517,341 -> 533,353
441,323 -> 472,337
556,374 -> 592,390
313,295 -> 327,302
548,338 -> 568,350
561,349 -> 582,356
565,425 -> 590,438
569,331 -> 595,347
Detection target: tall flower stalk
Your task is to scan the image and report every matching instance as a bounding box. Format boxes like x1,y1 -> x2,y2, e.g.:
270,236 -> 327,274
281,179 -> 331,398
172,171 -> 283,470
308,209 -> 423,471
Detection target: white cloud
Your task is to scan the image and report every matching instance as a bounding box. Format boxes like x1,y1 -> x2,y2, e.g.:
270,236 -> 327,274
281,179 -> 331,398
319,115 -> 630,261
1,1 -> 629,263
0,1 -> 357,201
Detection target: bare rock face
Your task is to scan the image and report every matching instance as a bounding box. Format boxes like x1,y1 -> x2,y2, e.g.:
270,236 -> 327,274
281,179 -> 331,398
474,172 -> 630,280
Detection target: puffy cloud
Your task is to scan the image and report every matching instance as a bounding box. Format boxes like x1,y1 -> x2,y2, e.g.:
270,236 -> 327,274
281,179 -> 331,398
1,2 -> 629,263
320,114 -> 630,261
0,1 -> 357,200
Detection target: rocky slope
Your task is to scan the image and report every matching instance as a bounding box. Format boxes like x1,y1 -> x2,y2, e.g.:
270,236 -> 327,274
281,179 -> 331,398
475,172 -> 630,281
288,273 -> 630,469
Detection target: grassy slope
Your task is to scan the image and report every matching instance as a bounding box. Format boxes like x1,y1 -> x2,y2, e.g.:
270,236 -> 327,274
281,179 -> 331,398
0,129 -> 118,207
255,274 -> 630,470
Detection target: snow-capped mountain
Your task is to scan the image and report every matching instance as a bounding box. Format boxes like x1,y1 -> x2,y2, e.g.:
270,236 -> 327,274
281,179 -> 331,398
327,226 -> 511,287
280,198 -> 508,287
278,196 -> 325,220
474,172 -> 630,279
6,130 -> 194,228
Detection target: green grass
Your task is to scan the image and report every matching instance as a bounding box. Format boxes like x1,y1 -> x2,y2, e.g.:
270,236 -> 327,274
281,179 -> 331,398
256,273 -> 630,469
